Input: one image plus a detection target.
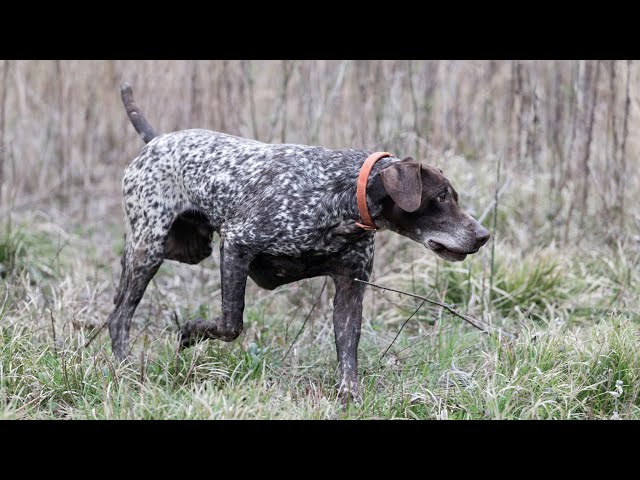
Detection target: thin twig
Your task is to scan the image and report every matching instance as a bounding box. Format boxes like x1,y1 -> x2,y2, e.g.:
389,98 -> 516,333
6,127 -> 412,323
139,350 -> 145,385
477,177 -> 510,224
380,293 -> 430,360
284,300 -> 303,344
49,308 -> 58,355
283,278 -> 328,360
354,278 -> 515,339
14,394 -> 44,414
83,321 -> 107,349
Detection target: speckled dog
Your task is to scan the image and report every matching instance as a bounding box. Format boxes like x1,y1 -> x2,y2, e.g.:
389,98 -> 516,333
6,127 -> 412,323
110,83 -> 490,402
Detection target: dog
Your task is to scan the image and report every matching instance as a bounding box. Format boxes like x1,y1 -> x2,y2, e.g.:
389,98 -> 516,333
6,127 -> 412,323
109,83 -> 490,402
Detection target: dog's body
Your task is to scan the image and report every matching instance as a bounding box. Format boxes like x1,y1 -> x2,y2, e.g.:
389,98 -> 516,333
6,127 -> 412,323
110,84 -> 490,401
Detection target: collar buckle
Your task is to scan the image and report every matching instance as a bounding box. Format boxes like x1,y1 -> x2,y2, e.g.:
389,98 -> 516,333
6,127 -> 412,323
355,222 -> 377,231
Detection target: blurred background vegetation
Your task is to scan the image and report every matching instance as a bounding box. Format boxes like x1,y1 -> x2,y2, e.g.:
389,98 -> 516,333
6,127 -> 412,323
1,60 -> 637,244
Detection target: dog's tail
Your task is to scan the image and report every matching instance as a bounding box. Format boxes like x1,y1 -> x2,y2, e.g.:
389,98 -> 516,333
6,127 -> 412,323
120,82 -> 158,144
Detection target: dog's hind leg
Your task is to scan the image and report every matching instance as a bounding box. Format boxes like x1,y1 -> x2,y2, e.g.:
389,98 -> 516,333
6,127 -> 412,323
178,239 -> 254,348
108,170 -> 185,360
107,226 -> 167,360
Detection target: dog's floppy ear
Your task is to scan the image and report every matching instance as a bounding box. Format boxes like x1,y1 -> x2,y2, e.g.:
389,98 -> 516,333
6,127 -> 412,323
378,161 -> 422,212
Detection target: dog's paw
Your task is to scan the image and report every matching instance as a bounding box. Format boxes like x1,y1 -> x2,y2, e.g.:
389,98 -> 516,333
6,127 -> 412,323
112,348 -> 131,364
178,318 -> 208,350
337,378 -> 362,406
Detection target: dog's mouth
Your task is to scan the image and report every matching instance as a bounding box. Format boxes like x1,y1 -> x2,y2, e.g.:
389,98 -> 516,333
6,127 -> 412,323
427,240 -> 478,262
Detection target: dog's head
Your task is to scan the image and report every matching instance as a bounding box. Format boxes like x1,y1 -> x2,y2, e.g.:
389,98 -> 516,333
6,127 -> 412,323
371,158 -> 490,262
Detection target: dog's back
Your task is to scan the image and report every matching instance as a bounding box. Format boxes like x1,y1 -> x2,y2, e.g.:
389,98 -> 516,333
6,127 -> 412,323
124,127 -> 390,254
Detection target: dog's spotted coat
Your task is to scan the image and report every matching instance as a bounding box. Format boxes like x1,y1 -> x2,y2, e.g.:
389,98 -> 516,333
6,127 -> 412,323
110,89 -> 490,403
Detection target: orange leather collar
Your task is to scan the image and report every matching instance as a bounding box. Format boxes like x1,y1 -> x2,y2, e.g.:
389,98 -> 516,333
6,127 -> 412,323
355,151 -> 392,230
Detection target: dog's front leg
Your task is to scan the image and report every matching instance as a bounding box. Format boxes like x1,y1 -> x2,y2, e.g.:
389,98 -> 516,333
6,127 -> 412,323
179,240 -> 254,347
332,275 -> 368,405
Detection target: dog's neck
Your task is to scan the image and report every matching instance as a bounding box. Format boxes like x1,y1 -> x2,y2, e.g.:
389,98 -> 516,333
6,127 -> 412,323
320,156 -> 397,230
361,157 -> 397,229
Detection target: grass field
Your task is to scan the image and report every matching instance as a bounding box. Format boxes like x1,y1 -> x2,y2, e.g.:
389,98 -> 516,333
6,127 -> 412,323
0,60 -> 639,419
1,175 -> 638,419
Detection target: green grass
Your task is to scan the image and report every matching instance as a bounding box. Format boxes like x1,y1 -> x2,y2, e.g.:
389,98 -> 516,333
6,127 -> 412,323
2,311 -> 640,419
1,218 -> 639,419
0,220 -> 65,282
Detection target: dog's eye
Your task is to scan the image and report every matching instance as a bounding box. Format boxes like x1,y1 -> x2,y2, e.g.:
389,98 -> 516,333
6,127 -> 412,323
437,193 -> 447,203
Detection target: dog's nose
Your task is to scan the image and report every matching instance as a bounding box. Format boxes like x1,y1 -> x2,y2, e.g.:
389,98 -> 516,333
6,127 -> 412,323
475,225 -> 490,246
